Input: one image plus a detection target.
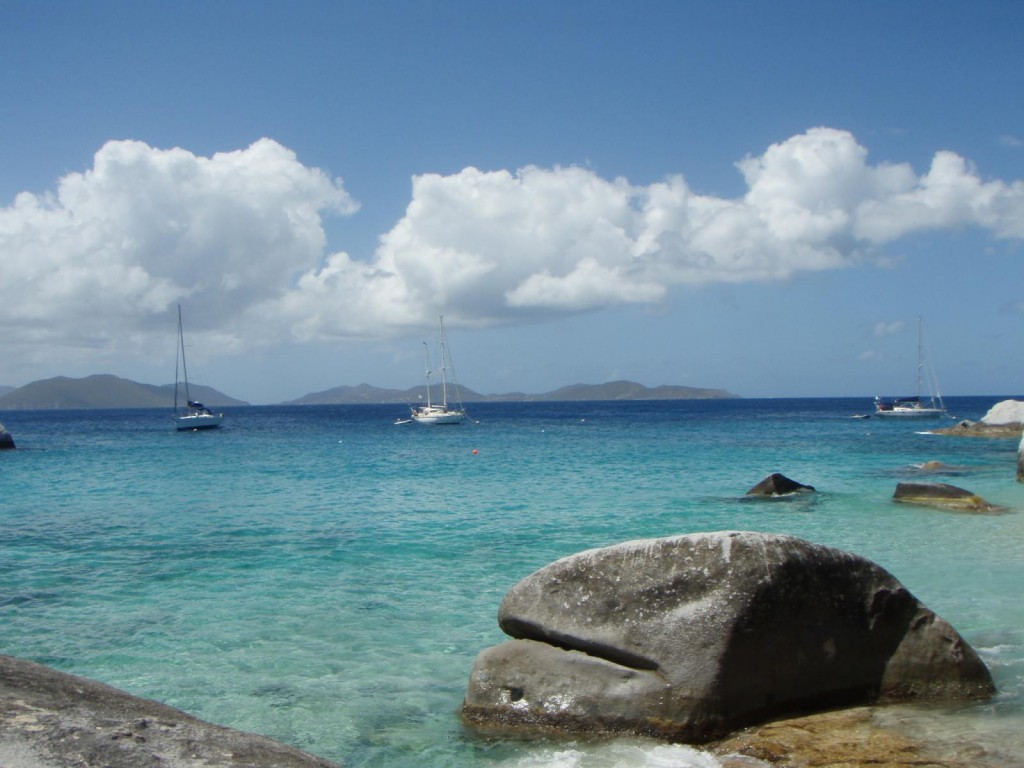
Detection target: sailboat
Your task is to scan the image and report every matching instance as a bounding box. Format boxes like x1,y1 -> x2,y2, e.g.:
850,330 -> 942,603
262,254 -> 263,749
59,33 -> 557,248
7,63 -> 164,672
410,316 -> 466,425
174,305 -> 223,430
874,317 -> 946,418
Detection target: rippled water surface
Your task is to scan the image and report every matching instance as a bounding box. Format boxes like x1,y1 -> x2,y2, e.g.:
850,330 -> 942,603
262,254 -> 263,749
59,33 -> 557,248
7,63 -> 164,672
2,398 -> 1022,766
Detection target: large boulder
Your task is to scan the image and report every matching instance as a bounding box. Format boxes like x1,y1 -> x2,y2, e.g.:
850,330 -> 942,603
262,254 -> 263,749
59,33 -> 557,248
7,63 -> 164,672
0,655 -> 340,768
893,482 -> 1001,513
0,423 -> 13,450
462,531 -> 994,743
980,399 -> 1024,426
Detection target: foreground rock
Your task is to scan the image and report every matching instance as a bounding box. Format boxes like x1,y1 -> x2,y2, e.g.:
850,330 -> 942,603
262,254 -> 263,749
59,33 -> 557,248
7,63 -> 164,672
893,482 -> 1002,513
711,706 -> 995,768
745,473 -> 815,496
463,532 -> 994,744
0,423 -> 13,450
0,655 -> 340,768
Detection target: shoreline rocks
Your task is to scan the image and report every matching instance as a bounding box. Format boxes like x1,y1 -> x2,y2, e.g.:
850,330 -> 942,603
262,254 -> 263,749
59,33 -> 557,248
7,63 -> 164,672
463,532 -> 994,744
0,654 -> 340,768
932,399 -> 1024,438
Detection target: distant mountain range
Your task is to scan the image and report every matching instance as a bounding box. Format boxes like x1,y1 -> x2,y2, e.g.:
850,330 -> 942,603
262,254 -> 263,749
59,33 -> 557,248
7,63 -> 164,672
0,375 -> 736,410
0,375 -> 248,410
287,379 -> 737,404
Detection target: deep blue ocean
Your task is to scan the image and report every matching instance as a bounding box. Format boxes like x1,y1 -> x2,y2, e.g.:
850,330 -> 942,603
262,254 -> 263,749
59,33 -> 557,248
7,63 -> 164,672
2,397 -> 1023,767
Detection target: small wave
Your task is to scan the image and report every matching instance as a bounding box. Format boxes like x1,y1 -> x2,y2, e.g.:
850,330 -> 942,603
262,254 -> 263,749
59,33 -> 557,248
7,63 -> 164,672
496,740 -> 745,768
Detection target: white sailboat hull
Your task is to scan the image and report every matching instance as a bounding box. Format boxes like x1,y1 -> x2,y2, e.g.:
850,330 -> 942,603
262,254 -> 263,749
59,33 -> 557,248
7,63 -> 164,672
411,406 -> 464,425
873,405 -> 945,418
175,411 -> 223,430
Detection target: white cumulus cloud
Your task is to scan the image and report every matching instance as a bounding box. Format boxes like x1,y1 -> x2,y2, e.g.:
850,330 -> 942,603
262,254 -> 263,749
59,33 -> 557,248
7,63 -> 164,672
0,138 -> 357,366
3,127 -> 1024,370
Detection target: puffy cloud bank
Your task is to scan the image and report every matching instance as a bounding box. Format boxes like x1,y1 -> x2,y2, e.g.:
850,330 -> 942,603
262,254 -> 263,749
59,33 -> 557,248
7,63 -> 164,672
2,128 -> 1023,362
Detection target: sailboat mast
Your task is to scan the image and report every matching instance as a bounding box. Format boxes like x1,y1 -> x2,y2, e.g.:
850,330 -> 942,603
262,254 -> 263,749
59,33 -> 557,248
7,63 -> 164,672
178,304 -> 192,406
439,316 -> 449,408
174,308 -> 181,412
422,341 -> 432,408
915,315 -> 923,401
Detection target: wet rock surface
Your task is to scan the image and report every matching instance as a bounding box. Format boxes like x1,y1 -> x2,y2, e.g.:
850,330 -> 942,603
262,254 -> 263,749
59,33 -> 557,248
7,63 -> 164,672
0,654 -> 340,768
892,482 -> 1002,513
463,532 -> 994,743
711,707 -> 999,768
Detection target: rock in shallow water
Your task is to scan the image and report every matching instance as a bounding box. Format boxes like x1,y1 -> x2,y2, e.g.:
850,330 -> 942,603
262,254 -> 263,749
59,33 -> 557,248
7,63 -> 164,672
0,654 -> 340,768
745,473 -> 816,497
462,531 -> 994,744
893,482 -> 1001,513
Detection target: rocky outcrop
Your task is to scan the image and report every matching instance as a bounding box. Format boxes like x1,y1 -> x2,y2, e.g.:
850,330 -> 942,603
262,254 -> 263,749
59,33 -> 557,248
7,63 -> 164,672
0,655 -> 340,768
745,473 -> 815,496
980,399 -> 1024,426
893,482 -> 1002,513
0,423 -> 13,450
933,400 -> 1024,437
462,532 -> 994,744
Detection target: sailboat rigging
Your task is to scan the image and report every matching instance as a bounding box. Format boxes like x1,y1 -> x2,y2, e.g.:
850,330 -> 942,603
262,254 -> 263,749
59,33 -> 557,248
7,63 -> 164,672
410,316 -> 466,425
874,316 -> 946,418
174,305 -> 223,430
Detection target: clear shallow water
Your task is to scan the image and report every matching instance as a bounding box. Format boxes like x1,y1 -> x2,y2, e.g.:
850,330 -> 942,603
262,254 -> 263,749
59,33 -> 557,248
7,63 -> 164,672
2,397 -> 1023,766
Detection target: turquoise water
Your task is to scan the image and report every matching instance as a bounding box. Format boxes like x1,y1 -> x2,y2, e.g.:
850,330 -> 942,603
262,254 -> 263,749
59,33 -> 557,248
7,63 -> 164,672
2,398 -> 1023,766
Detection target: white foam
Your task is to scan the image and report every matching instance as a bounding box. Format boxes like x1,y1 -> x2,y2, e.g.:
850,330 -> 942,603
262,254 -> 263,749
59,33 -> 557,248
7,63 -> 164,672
496,739 -> 740,768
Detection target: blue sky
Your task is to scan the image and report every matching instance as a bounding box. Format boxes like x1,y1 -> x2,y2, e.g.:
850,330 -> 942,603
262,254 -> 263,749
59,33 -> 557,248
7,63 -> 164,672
2,1 -> 1023,404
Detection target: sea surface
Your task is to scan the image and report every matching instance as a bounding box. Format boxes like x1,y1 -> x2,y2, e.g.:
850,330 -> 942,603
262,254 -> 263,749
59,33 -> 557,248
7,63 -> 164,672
2,397 -> 1023,767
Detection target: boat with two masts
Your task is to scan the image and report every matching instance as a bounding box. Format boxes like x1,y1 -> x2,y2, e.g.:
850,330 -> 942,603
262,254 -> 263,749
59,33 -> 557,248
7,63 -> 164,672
411,316 -> 465,425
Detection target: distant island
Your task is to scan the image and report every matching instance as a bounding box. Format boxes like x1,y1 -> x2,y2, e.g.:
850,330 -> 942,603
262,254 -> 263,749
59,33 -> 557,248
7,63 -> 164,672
286,380 -> 737,405
0,374 -> 248,411
0,375 -> 736,410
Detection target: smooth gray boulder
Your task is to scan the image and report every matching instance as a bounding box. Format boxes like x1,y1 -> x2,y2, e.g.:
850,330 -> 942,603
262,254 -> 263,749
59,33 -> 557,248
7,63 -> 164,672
745,472 -> 815,496
0,655 -> 340,768
893,482 -> 1001,513
0,423 -> 13,450
462,531 -> 994,743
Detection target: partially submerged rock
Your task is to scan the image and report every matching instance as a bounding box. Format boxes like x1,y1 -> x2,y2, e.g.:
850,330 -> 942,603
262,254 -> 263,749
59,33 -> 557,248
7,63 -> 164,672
0,654 -> 340,768
463,532 -> 993,744
0,423 -> 13,450
745,473 -> 816,496
893,482 -> 1002,513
